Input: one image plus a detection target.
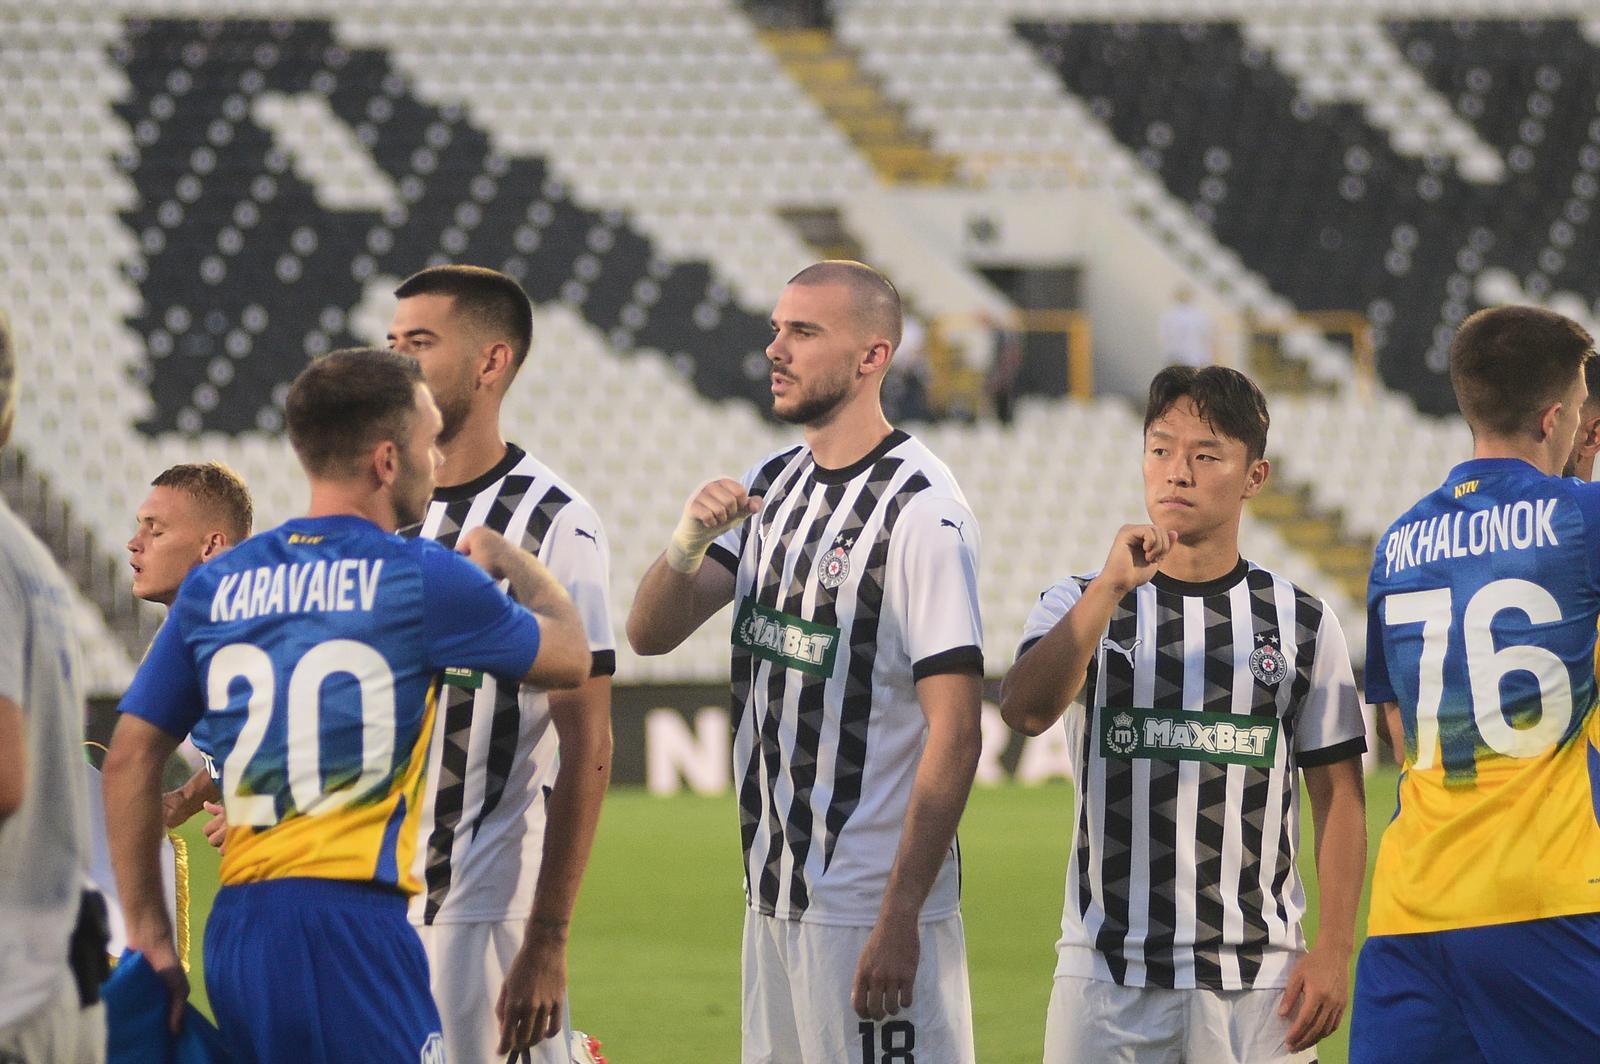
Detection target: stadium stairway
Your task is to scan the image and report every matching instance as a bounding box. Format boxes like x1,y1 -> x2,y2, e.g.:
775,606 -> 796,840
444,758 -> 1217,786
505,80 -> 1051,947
759,27 -> 961,186
1250,482 -> 1375,607
832,0 -> 1600,620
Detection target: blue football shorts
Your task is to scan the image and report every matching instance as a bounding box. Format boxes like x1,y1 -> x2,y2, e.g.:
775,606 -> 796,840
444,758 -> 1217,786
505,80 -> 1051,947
204,878 -> 444,1064
1349,912 -> 1600,1064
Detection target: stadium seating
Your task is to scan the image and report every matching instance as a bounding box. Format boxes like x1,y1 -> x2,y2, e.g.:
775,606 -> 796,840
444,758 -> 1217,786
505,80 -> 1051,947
34,0 -> 1600,690
841,3 -> 1600,413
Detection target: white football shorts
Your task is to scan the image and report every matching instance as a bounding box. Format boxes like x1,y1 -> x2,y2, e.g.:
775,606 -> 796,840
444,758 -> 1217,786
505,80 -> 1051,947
1043,974 -> 1319,1063
414,918 -> 573,1064
741,910 -> 975,1064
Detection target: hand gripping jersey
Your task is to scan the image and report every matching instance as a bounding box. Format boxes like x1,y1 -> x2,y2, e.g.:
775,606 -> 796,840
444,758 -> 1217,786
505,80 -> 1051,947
708,430 -> 984,927
118,514 -> 543,893
1366,457 -> 1600,936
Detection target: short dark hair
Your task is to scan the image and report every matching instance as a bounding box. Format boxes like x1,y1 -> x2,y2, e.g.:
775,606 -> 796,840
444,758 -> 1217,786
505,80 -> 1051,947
286,348 -> 425,478
788,260 -> 903,351
1451,306 -> 1594,437
1143,365 -> 1270,461
394,264 -> 534,368
152,462 -> 254,542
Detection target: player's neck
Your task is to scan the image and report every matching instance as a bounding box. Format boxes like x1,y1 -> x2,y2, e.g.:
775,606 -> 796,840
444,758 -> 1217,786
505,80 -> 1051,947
436,417 -> 509,490
305,482 -> 399,533
804,397 -> 894,470
1471,436 -> 1556,475
1158,524 -> 1242,585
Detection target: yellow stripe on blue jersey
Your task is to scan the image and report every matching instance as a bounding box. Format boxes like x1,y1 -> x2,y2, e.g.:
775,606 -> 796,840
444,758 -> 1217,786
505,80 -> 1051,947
116,515 -> 545,897
218,681 -> 439,891
1365,458 -> 1600,936
1367,706 -> 1600,936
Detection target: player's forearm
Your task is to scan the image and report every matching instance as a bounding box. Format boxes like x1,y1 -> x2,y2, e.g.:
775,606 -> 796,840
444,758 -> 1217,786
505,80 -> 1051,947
1306,762 -> 1366,955
1001,579 -> 1121,735
878,680 -> 982,926
498,550 -> 588,688
527,685 -> 613,938
500,545 -> 577,621
104,725 -> 179,951
627,553 -> 726,655
0,697 -> 25,823
164,766 -> 218,826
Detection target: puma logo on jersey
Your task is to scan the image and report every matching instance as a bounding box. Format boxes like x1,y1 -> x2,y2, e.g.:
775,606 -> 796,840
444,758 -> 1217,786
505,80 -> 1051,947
940,518 -> 966,541
573,527 -> 598,544
1101,637 -> 1141,666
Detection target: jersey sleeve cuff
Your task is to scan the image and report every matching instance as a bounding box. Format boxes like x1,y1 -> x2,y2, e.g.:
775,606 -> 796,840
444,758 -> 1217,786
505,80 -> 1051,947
590,649 -> 617,678
115,701 -> 194,743
705,542 -> 739,575
912,645 -> 985,681
1297,735 -> 1368,768
1016,635 -> 1044,661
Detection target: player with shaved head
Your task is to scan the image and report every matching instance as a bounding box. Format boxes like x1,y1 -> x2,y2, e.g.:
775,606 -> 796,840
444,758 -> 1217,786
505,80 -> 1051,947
630,261 -> 985,1063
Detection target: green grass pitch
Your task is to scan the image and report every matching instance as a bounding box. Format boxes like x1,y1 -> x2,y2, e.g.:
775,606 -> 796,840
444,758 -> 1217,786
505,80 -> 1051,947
175,767 -> 1401,1063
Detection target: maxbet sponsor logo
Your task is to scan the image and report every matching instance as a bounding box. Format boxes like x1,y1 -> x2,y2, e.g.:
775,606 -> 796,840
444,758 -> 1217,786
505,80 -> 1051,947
1100,707 -> 1279,767
733,598 -> 841,677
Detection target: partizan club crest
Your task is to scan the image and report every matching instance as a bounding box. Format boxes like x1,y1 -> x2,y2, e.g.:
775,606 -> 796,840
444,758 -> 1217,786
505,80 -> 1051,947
816,533 -> 855,590
1250,633 -> 1288,687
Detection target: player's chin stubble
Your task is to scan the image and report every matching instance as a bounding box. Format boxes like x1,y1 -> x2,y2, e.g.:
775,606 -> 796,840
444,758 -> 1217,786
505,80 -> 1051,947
773,376 -> 852,428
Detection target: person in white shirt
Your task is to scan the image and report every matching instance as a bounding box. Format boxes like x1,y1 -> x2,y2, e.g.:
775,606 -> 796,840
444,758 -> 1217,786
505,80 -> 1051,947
629,261 -> 985,1064
0,310 -> 107,1063
1159,287 -> 1216,368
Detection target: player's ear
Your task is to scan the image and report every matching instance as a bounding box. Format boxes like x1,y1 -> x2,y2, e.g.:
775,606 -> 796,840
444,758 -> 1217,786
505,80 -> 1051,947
478,341 -> 515,391
372,439 -> 400,487
1537,398 -> 1565,442
1242,456 -> 1270,499
1580,413 -> 1600,460
200,530 -> 227,561
858,337 -> 892,380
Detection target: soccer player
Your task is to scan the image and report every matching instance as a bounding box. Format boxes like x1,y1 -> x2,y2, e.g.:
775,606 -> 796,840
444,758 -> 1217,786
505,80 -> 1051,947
1563,352 -> 1600,481
102,348 -> 590,1061
628,261 -> 985,1064
125,462 -> 254,831
1353,306 -> 1600,1063
128,463 -> 254,609
0,312 -> 107,1062
1001,366 -> 1367,1063
386,264 -> 615,1062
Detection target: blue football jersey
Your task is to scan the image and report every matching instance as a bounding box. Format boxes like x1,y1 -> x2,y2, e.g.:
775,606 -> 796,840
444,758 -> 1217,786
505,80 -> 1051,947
119,514 -> 543,892
1365,457 -> 1600,934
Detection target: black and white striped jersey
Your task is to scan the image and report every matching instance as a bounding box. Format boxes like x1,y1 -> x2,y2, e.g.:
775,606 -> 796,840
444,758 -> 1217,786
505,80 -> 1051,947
402,444 -> 614,927
1018,560 -> 1364,990
707,429 -> 984,927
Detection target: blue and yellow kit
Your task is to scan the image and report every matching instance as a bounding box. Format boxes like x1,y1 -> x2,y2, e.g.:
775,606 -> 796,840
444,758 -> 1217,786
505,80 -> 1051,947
1364,458 -> 1600,935
118,513 -> 543,1064
1356,457 -> 1600,1063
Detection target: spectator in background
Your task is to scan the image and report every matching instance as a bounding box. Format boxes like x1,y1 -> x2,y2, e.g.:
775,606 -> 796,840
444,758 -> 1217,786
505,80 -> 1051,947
883,312 -> 933,423
1160,286 -> 1216,368
982,312 -> 1024,425
0,310 -> 108,1063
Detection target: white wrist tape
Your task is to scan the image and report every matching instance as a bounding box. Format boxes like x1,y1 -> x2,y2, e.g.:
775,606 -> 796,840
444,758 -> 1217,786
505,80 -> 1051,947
666,511 -> 723,575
